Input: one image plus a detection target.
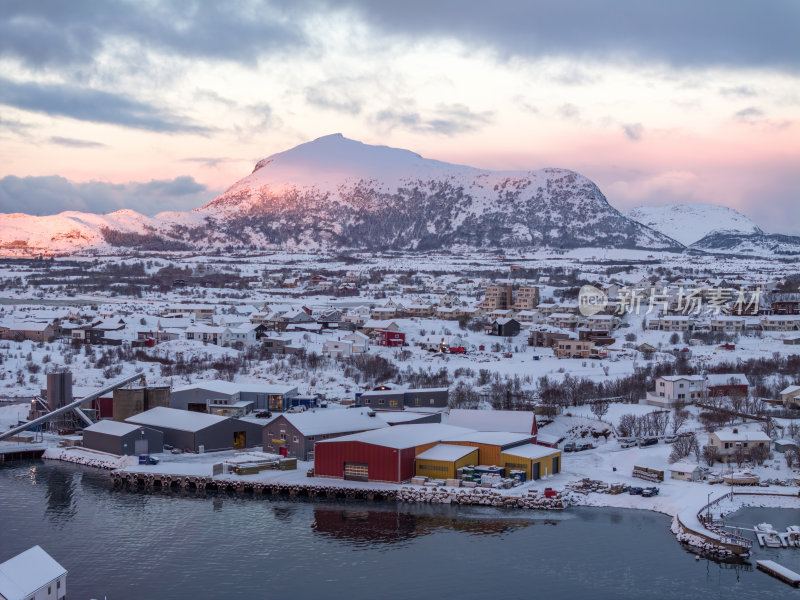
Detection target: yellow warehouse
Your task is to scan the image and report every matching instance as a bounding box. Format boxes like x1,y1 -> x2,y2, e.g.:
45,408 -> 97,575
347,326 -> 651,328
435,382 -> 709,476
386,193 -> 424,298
500,444 -> 562,480
415,444 -> 480,480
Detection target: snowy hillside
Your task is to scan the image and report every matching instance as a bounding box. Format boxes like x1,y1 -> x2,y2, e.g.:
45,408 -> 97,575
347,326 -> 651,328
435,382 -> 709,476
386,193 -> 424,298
627,203 -> 762,247
689,231 -> 800,256
1,134 -> 683,254
199,134 -> 682,251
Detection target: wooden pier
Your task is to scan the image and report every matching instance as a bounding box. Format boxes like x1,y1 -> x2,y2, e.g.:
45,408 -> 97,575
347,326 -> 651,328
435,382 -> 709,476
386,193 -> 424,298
109,470 -> 568,509
756,560 -> 800,587
0,447 -> 45,462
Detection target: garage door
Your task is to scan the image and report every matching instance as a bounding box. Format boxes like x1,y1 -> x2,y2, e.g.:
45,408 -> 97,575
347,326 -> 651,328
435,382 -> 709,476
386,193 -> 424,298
343,462 -> 369,482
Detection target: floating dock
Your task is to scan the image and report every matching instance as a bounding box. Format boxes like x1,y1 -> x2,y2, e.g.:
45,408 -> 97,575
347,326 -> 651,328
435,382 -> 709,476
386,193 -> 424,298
756,560 -> 800,587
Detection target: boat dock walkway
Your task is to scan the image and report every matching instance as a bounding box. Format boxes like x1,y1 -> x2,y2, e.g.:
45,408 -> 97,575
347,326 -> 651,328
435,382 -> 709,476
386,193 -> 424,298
756,560 -> 800,587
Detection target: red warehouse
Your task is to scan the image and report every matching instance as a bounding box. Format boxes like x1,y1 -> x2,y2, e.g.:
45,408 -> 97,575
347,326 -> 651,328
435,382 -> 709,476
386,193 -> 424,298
314,424 -> 473,483
377,330 -> 406,347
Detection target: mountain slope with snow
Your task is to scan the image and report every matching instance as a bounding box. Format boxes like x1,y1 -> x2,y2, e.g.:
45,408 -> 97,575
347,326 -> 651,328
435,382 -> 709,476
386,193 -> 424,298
2,134 -> 684,254
627,203 -> 762,247
197,134 -> 681,251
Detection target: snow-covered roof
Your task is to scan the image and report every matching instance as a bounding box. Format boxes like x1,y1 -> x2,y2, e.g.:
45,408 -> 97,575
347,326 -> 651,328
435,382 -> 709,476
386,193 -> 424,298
0,545 -> 66,600
281,408 -> 386,436
670,461 -> 700,473
446,409 -> 535,434
705,373 -> 749,387
416,444 -> 478,462
8,322 -> 51,331
316,423 -> 473,449
126,407 -> 228,432
659,375 -> 705,383
171,381 -> 296,395
84,420 -> 149,436
500,443 -> 559,460
712,428 -> 771,442
443,431 -> 533,446
780,385 -> 800,395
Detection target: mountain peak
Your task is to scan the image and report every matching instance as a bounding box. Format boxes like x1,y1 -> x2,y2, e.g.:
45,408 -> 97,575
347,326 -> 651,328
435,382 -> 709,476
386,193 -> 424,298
627,203 -> 762,246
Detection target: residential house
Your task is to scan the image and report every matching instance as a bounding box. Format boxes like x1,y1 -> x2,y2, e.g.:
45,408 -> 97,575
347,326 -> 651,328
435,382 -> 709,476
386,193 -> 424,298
489,317 -> 520,337
760,315 -> 800,331
645,375 -> 705,408
707,428 -> 771,463
705,373 -> 749,398
710,316 -> 745,333
323,339 -> 354,359
779,385 -> 800,408
554,339 -> 596,358
512,286 -> 540,310
1,322 -> 55,342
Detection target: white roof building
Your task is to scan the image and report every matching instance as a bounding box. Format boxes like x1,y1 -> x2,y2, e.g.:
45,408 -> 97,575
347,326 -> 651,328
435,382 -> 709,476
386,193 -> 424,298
0,546 -> 67,600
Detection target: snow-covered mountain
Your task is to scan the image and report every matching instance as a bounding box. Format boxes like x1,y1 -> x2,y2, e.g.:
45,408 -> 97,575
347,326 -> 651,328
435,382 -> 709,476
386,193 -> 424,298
626,203 -> 762,247
688,231 -> 800,256
195,134 -> 680,251
2,134 -> 683,254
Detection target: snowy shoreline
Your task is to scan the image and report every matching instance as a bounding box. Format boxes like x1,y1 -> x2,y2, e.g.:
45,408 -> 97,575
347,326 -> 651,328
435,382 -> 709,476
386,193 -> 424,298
42,448 -> 799,558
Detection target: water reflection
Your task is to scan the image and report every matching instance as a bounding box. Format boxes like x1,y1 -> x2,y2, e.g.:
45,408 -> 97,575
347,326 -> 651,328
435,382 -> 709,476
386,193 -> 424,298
45,466 -> 76,522
311,505 -> 536,548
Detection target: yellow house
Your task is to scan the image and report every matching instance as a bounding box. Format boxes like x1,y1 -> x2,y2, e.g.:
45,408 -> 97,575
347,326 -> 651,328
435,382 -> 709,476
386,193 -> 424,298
415,444 -> 479,480
500,444 -> 562,480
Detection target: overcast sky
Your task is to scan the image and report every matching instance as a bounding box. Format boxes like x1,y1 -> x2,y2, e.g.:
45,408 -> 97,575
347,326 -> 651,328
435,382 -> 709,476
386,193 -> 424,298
0,1 -> 798,232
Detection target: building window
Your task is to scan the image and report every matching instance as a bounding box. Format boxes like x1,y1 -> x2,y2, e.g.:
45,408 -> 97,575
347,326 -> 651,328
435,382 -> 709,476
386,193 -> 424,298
293,436 -> 299,443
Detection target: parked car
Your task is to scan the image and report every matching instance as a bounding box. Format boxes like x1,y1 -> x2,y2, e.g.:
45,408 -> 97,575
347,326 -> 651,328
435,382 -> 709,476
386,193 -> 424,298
628,487 -> 644,495
663,434 -> 679,444
619,438 -> 637,448
564,442 -> 576,452
639,438 -> 658,447
287,405 -> 306,413
143,456 -> 159,465
641,487 -> 660,497
577,442 -> 594,451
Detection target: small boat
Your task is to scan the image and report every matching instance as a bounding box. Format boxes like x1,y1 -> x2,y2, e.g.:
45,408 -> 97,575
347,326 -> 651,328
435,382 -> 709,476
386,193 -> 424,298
786,526 -> 800,548
755,523 -> 784,548
723,471 -> 760,485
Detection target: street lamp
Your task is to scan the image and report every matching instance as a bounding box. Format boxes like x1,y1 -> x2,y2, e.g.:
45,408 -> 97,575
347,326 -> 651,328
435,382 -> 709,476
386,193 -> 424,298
707,492 -> 712,523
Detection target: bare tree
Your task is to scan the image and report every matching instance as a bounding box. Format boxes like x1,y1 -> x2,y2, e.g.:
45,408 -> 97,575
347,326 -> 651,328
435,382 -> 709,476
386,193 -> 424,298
732,445 -> 747,468
671,408 -> 690,435
590,401 -> 610,422
749,443 -> 770,466
617,414 -> 636,438
785,449 -> 798,469
702,444 -> 719,467
669,432 -> 699,463
761,417 -> 777,439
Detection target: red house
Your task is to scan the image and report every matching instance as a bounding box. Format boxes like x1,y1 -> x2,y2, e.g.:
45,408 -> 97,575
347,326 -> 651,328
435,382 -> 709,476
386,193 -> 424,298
314,424 -> 472,483
705,373 -> 749,398
378,330 -> 406,347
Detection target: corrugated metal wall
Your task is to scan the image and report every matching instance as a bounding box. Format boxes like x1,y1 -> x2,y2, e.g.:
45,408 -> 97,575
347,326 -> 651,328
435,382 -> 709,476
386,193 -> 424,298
315,441 -> 401,482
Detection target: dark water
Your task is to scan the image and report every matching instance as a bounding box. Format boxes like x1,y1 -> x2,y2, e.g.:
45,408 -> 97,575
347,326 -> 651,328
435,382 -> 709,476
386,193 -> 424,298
1,461 -> 799,600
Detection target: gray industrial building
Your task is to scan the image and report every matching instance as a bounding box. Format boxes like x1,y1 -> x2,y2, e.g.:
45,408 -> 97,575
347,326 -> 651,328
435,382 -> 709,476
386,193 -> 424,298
263,408 -> 387,460
170,382 -> 298,413
82,420 -> 164,456
126,407 -> 263,452
358,387 -> 449,410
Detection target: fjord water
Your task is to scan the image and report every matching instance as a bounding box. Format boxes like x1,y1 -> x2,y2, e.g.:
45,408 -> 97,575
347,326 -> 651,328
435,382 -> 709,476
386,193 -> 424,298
1,461 -> 798,600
